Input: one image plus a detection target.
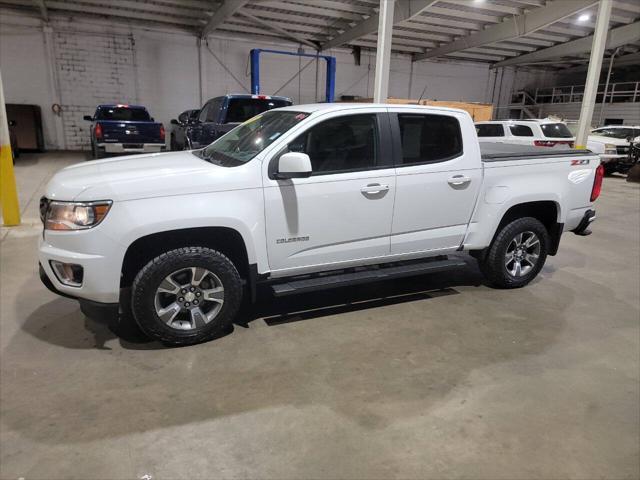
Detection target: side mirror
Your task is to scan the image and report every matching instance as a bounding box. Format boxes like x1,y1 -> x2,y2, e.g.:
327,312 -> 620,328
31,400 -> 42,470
83,115 -> 93,121
170,119 -> 179,125
8,120 -> 16,127
275,152 -> 312,179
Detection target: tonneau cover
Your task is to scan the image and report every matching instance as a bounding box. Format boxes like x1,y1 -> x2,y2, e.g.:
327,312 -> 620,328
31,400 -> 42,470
480,143 -> 594,162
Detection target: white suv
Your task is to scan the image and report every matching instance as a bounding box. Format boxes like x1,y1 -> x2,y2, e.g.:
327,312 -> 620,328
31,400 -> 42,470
475,119 -> 575,148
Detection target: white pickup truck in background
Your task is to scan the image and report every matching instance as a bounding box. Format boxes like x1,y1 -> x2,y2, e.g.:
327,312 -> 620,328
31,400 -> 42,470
586,125 -> 640,174
38,104 -> 603,345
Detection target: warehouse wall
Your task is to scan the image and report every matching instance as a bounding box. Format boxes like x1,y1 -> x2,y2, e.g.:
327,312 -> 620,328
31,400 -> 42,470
0,7 -> 553,151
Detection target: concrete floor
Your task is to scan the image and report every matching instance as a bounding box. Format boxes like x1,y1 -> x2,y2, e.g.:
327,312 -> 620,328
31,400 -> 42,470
1,152 -> 639,480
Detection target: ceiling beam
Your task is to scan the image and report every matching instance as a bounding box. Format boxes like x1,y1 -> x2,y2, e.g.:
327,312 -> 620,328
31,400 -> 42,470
32,0 -> 48,22
201,0 -> 250,38
320,0 -> 438,51
236,10 -> 318,49
494,20 -> 640,67
413,0 -> 596,62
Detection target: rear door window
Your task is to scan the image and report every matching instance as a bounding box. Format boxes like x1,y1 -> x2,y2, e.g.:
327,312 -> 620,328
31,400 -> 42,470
226,98 -> 292,124
509,125 -> 534,137
397,113 -> 463,165
476,124 -> 505,137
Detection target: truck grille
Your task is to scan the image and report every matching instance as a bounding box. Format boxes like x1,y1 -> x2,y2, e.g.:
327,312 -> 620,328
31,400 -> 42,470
617,146 -> 630,155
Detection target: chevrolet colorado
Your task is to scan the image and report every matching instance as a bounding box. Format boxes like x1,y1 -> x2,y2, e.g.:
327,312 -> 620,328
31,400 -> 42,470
40,104 -> 603,345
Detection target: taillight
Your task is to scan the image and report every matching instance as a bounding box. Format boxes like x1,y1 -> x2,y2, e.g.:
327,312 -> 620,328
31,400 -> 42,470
94,123 -> 103,140
534,140 -> 556,147
591,164 -> 604,202
159,124 -> 165,140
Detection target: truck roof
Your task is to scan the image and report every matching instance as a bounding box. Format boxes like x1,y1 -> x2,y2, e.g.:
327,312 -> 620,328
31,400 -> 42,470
217,94 -> 292,101
97,104 -> 147,109
276,102 -> 470,116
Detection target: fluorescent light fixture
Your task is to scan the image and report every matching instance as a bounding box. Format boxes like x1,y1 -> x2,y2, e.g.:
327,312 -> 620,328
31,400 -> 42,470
578,13 -> 591,22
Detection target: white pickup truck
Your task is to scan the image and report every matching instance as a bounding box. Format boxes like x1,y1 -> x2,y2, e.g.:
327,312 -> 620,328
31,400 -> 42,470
39,103 -> 603,345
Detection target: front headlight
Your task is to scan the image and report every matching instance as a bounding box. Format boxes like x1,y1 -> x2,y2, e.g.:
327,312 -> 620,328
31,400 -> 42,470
604,143 -> 617,154
43,200 -> 112,231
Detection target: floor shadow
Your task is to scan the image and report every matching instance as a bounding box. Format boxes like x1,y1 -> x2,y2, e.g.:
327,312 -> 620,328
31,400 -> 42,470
5,257 -> 577,446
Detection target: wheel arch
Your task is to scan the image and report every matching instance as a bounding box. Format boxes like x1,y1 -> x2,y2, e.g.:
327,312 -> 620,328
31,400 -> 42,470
121,226 -> 251,288
494,200 -> 562,256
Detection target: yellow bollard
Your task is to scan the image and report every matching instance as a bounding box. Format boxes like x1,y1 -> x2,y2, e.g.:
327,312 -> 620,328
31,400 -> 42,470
0,69 -> 21,226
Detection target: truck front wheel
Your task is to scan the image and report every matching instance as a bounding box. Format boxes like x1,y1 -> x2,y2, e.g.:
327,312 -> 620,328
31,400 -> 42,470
131,247 -> 242,345
478,217 -> 549,289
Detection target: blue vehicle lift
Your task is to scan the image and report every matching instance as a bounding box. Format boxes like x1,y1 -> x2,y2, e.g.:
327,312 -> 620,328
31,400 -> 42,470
249,48 -> 337,103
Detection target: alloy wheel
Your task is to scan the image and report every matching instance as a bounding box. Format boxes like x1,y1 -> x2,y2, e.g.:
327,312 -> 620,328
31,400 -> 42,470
153,267 -> 224,330
505,231 -> 541,277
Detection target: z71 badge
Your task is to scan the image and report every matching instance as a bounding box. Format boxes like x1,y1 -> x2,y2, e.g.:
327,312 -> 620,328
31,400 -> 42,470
571,159 -> 590,166
276,236 -> 309,244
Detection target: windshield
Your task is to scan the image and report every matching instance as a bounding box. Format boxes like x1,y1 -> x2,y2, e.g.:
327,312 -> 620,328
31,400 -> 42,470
194,110 -> 309,166
96,106 -> 151,121
541,123 -> 573,138
591,127 -> 640,139
225,98 -> 292,124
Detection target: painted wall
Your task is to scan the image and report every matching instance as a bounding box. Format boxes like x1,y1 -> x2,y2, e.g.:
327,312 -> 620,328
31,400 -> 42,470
0,7 -> 553,150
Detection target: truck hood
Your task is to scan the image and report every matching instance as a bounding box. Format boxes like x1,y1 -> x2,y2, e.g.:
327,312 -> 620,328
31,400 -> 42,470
45,151 -> 261,202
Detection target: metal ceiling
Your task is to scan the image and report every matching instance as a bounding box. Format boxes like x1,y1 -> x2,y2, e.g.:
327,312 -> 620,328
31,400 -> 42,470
1,0 -> 639,69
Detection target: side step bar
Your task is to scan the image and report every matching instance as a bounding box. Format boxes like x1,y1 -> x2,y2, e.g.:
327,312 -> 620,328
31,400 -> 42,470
270,257 -> 466,297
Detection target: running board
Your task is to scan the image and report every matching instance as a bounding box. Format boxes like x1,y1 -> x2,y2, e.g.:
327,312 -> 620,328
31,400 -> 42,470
270,257 -> 466,297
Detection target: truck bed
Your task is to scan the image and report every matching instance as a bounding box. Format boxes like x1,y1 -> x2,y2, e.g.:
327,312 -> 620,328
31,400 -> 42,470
480,143 -> 594,162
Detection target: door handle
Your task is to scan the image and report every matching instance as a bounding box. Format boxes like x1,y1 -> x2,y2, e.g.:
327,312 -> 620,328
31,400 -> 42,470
447,175 -> 471,186
361,183 -> 389,194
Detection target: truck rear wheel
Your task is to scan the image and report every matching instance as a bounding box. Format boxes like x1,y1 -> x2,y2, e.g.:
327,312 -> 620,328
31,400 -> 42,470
478,217 -> 549,289
131,247 -> 242,346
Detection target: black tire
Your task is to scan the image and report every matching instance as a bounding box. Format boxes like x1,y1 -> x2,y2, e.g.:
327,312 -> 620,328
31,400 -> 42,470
603,163 -> 617,176
131,247 -> 242,346
92,141 -> 104,159
478,217 -> 549,289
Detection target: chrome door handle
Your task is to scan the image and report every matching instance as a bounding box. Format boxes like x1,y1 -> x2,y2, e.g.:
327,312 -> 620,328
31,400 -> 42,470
447,175 -> 471,186
361,183 -> 389,194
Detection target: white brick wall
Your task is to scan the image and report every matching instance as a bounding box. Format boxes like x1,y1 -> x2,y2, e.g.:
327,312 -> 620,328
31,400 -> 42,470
0,7 -> 561,151
54,31 -> 137,149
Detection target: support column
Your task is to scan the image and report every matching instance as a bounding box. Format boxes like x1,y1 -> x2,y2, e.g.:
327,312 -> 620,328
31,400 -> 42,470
0,69 -> 21,226
42,25 -> 65,150
373,0 -> 394,103
197,38 -> 206,106
576,0 -> 613,148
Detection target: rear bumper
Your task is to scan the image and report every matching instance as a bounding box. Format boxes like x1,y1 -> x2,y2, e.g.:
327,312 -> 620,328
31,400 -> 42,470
99,143 -> 165,154
572,209 -> 596,236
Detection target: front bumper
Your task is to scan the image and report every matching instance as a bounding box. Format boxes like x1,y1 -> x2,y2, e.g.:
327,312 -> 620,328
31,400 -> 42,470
38,233 -> 123,304
598,153 -> 627,162
99,142 -> 165,154
39,263 -> 119,321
